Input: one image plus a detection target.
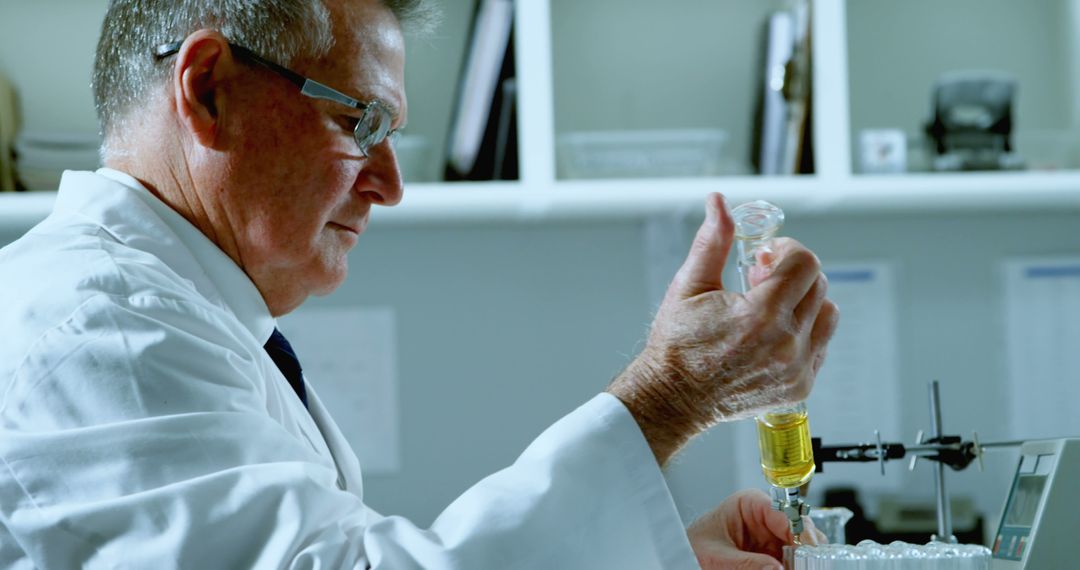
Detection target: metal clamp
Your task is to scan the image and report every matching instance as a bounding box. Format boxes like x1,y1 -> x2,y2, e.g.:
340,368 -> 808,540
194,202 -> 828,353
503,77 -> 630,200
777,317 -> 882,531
910,429 -> 925,471
972,431 -> 984,472
783,498 -> 811,536
875,429 -> 886,476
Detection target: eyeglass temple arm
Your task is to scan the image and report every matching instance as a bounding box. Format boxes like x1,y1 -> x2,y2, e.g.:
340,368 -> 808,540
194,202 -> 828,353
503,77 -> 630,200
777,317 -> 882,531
296,82 -> 362,109
228,44 -> 363,109
153,42 -> 361,110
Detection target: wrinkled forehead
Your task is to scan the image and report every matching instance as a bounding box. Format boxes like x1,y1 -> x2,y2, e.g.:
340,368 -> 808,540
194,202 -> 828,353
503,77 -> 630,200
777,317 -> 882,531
298,0 -> 407,120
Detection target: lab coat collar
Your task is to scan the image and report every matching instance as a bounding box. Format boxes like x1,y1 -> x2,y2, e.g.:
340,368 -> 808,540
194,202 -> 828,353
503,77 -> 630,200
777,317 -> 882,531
53,169 -> 276,345
306,387 -> 365,496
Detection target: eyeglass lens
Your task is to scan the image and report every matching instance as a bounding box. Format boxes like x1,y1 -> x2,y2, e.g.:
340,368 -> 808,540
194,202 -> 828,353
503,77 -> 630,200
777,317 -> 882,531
355,103 -> 393,155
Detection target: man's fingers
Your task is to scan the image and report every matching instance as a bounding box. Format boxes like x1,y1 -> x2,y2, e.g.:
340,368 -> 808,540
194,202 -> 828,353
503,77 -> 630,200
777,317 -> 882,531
671,193 -> 734,299
793,273 -> 828,331
799,518 -> 828,546
747,248 -> 776,288
810,299 -> 841,354
746,239 -> 821,314
737,488 -> 798,545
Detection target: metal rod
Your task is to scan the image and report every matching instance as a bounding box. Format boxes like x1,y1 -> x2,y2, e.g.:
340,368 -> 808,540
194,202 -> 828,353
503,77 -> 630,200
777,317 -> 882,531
977,439 -> 1030,449
833,439 -> 1026,456
905,441 -> 1021,453
904,445 -> 957,455
929,381 -> 954,542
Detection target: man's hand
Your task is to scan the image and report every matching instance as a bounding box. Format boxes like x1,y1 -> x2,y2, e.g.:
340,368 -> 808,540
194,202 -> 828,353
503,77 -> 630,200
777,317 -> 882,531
687,489 -> 826,570
607,193 -> 839,464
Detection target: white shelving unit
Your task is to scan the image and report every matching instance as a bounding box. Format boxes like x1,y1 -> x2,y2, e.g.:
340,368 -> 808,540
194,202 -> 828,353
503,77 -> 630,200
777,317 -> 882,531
4,0 -> 1080,230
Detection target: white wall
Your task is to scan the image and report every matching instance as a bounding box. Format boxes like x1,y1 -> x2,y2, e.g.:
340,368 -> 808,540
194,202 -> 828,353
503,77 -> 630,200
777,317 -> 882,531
0,0 -> 108,134
1065,0 -> 1080,127
2,0 -> 1079,545
5,208 -> 1077,539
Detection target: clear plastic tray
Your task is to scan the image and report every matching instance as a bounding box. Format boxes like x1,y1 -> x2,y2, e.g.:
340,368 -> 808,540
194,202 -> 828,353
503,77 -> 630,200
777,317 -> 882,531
556,128 -> 732,179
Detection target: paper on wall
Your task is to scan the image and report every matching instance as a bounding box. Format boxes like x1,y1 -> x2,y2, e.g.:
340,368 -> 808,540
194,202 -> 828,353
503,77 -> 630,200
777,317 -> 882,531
279,306 -> 400,474
1003,258 -> 1080,440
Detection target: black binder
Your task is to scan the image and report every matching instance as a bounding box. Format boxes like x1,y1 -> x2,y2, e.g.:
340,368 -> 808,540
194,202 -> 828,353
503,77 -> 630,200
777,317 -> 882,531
444,0 -> 518,181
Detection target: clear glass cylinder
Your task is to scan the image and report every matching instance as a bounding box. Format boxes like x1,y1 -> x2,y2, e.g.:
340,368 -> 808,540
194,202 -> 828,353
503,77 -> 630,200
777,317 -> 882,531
756,401 -> 815,488
732,200 -> 816,490
732,199 -> 785,294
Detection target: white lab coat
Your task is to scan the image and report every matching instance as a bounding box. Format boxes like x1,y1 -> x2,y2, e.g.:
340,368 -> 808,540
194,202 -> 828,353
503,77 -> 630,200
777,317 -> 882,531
0,170 -> 699,569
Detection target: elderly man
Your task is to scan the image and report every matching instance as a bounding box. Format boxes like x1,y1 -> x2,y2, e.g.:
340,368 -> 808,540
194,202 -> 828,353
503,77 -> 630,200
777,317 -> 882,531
0,0 -> 838,568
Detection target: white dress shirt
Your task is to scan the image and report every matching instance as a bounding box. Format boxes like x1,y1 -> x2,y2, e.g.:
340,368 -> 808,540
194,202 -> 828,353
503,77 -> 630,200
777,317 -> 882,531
0,169 -> 698,569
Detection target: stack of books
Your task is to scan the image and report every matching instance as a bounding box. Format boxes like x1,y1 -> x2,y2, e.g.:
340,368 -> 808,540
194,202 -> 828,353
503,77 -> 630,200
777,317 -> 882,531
751,0 -> 812,176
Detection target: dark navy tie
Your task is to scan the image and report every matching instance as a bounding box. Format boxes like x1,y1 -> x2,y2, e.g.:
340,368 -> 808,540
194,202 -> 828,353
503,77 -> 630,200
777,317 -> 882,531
264,328 -> 308,408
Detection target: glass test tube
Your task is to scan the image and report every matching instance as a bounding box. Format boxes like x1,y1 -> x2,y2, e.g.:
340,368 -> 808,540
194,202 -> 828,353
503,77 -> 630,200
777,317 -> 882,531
731,200 -> 815,538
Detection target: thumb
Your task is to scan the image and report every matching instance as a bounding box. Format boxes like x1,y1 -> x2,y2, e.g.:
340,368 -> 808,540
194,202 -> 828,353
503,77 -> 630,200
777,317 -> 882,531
670,193 -> 734,299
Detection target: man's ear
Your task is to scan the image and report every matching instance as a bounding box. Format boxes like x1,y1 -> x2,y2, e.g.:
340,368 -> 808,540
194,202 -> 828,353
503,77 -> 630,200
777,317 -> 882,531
172,30 -> 237,148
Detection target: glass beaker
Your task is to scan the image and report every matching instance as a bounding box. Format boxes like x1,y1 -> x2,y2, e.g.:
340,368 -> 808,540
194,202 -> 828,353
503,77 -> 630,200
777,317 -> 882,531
808,506 -> 853,545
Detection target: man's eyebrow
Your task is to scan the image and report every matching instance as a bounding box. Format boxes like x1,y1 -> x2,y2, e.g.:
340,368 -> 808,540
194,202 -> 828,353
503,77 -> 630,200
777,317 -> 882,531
344,95 -> 405,128
378,100 -> 407,130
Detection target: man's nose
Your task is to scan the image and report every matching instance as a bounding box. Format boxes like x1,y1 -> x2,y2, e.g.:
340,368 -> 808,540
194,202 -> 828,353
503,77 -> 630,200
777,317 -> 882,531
355,140 -> 403,206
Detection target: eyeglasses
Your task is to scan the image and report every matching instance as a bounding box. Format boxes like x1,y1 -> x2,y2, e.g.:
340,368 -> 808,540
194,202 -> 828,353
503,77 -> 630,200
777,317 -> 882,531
153,41 -> 399,158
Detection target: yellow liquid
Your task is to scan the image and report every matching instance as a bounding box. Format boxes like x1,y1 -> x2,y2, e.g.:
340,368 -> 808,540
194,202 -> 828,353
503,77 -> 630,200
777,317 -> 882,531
756,410 -> 815,488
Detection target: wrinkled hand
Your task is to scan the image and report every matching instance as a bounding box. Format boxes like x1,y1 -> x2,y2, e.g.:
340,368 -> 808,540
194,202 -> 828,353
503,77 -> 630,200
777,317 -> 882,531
687,489 -> 826,570
607,193 -> 839,464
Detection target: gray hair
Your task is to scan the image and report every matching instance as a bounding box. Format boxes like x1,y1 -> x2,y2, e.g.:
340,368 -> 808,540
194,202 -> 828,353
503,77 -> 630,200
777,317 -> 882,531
93,0 -> 437,147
